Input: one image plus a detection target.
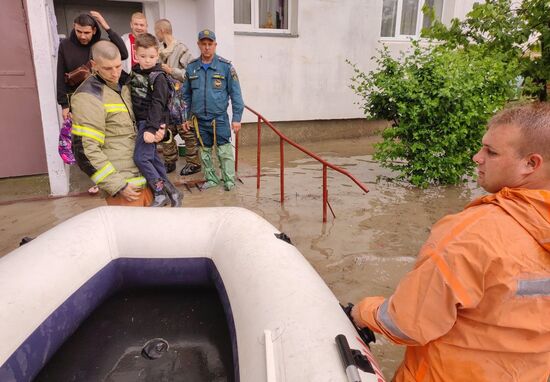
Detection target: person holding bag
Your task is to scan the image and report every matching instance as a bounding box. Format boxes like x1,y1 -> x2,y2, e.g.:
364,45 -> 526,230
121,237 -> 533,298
56,11 -> 128,121
56,11 -> 128,194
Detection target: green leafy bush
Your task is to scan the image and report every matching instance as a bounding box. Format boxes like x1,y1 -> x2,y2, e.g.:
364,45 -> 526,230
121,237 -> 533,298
350,44 -> 519,187
423,0 -> 550,100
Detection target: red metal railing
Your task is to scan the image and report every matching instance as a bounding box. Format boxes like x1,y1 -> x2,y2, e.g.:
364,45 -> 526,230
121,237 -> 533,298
235,105 -> 370,222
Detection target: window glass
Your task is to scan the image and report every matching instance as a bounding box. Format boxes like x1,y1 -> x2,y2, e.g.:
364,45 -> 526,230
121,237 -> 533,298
422,0 -> 444,29
381,0 -> 398,37
400,0 -> 419,35
234,0 -> 252,24
259,0 -> 288,29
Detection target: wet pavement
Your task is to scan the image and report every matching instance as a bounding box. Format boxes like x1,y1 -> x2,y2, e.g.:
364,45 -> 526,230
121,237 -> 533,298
0,136 -> 485,379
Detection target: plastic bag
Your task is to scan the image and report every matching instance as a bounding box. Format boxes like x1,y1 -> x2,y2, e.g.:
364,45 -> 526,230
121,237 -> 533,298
58,117 -> 76,165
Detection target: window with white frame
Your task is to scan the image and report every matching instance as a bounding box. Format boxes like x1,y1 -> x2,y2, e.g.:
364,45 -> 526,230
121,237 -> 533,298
381,0 -> 444,38
234,0 -> 290,32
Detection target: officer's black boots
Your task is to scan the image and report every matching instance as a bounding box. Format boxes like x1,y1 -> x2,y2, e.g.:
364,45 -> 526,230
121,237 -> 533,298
179,163 -> 201,176
165,162 -> 176,174
164,181 -> 183,207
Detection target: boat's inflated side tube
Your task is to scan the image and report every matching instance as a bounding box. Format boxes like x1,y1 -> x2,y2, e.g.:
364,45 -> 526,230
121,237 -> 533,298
0,207 -> 385,382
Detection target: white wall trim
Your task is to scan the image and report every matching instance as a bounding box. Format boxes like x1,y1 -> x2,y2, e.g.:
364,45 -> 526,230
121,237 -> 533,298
25,0 -> 70,196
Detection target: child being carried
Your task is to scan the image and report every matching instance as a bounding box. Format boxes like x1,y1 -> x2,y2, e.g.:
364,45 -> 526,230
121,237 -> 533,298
130,33 -> 183,207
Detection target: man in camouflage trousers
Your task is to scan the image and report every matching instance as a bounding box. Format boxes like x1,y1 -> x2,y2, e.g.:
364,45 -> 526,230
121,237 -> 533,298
155,19 -> 201,175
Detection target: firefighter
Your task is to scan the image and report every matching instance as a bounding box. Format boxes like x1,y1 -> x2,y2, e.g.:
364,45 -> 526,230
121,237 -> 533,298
71,41 -> 164,206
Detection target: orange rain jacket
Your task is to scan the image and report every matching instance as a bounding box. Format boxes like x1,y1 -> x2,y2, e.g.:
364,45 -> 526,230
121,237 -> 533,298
356,188 -> 550,382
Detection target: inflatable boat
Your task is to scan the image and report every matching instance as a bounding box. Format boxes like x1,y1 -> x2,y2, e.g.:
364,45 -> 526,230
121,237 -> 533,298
0,207 -> 385,381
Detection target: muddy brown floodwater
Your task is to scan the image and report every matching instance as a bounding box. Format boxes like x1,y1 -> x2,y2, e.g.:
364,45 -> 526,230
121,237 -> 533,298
0,135 -> 485,380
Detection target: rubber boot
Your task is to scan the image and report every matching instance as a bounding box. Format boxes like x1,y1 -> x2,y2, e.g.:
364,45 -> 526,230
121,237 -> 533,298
150,180 -> 170,207
163,180 -> 183,207
199,147 -> 220,189
217,143 -> 236,191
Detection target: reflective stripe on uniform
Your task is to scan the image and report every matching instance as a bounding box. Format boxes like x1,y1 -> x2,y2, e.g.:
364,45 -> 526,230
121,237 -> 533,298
72,124 -> 105,144
91,162 -> 115,184
517,278 -> 550,297
104,103 -> 128,113
126,176 -> 147,187
377,299 -> 414,342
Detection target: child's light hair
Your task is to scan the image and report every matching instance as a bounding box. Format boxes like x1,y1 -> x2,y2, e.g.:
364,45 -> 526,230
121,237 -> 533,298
131,12 -> 146,21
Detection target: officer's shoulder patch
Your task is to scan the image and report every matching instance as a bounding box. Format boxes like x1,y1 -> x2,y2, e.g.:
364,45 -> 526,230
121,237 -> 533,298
218,56 -> 232,64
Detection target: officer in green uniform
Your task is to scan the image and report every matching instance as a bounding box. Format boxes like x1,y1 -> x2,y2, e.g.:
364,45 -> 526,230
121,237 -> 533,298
182,29 -> 244,190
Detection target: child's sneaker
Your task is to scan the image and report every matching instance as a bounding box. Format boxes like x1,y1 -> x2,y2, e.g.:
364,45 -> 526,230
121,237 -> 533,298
150,180 -> 170,207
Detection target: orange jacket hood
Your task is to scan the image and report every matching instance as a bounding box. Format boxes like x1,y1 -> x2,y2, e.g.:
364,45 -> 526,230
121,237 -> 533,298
468,187 -> 550,253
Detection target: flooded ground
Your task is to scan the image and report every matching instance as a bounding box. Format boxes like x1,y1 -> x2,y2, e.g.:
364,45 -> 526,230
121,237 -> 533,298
0,135 -> 485,379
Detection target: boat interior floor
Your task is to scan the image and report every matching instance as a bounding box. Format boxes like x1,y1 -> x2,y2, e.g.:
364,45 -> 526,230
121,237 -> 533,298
34,287 -> 235,382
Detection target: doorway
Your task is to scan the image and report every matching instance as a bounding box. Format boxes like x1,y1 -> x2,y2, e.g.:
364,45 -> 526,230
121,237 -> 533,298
54,0 -> 142,38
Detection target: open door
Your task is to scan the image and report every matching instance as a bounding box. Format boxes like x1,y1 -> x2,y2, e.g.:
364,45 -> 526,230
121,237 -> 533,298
0,0 -> 47,177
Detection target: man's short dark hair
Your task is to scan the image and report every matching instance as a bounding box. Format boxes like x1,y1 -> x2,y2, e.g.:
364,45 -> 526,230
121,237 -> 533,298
73,14 -> 96,28
134,33 -> 159,50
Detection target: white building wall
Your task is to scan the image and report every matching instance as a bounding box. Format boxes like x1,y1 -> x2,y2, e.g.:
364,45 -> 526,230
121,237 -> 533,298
212,0 -> 235,60
26,0 -> 476,194
234,1 -> 387,123
233,1 -> 477,123
161,0 -> 200,57
453,0 -> 480,19
160,0 -> 234,62
195,0 -> 215,37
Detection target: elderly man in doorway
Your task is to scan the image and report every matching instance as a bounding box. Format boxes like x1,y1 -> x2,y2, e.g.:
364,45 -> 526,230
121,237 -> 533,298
71,41 -> 164,206
352,103 -> 550,381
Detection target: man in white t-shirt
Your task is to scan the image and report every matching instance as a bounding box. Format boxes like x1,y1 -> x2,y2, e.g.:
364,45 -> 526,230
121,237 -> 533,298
121,12 -> 148,73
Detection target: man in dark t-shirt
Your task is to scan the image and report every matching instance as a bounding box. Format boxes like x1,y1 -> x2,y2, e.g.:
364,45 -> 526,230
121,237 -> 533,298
56,11 -> 128,120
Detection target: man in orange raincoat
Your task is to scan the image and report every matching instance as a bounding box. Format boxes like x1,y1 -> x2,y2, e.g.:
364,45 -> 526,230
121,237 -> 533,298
352,103 -> 550,382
